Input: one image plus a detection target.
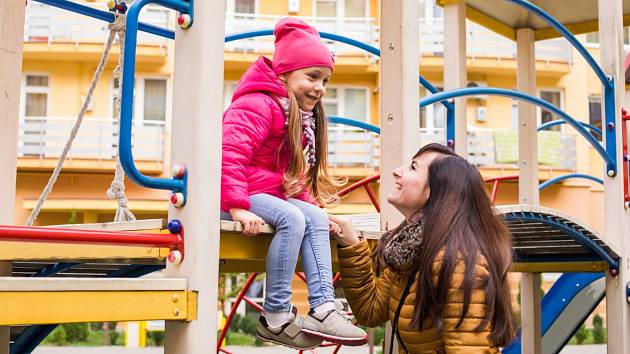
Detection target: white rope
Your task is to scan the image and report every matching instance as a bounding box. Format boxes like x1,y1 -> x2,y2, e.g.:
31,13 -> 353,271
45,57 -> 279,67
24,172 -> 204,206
106,15 -> 136,222
26,15 -> 129,226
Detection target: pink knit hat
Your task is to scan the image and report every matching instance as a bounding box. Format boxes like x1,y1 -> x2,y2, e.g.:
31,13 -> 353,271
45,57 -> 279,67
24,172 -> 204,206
272,17 -> 335,75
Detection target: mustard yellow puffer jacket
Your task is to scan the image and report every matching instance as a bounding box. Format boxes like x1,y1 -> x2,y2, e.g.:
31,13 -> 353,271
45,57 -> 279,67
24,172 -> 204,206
338,239 -> 499,354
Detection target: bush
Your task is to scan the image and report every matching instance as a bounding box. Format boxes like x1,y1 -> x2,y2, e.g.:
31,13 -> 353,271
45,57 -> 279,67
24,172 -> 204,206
62,323 -> 89,343
373,324 -> 385,345
592,314 -> 606,344
226,332 -> 256,346
574,324 -> 588,344
147,331 -> 164,346
43,326 -> 67,346
239,316 -> 257,336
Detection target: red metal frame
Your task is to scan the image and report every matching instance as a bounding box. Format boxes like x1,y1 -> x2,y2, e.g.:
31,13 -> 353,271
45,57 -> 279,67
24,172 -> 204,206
622,107 -> 630,204
483,175 -> 519,203
0,224 -> 184,252
337,174 -> 381,212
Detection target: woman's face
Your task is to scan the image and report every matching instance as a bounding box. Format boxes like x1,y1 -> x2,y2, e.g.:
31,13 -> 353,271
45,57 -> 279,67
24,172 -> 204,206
387,152 -> 441,219
280,66 -> 331,111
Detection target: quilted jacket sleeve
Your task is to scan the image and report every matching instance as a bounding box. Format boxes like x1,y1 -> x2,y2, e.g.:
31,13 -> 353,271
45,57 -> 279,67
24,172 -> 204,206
337,239 -> 392,328
221,95 -> 274,212
433,252 -> 497,354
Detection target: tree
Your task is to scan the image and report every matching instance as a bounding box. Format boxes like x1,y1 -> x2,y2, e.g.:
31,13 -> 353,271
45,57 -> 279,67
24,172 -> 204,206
592,314 -> 606,344
574,323 -> 588,344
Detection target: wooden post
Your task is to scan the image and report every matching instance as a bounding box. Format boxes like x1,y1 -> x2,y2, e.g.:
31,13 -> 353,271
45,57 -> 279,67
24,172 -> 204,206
0,1 -> 25,353
516,27 -> 542,354
597,1 -> 630,353
163,1 -> 225,353
443,1 -> 467,157
380,0 -> 419,353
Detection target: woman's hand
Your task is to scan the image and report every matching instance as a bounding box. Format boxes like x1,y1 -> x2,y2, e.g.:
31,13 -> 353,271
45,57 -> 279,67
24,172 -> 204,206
230,208 -> 265,236
328,214 -> 361,247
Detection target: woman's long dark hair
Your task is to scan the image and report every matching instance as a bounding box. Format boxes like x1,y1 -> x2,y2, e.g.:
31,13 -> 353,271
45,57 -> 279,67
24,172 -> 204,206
373,143 -> 515,347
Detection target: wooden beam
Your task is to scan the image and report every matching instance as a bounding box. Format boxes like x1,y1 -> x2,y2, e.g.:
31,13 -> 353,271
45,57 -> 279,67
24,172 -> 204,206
598,1 -> 630,353
164,0 -> 225,352
443,1 -> 468,156
0,0 -> 25,352
517,28 -> 541,354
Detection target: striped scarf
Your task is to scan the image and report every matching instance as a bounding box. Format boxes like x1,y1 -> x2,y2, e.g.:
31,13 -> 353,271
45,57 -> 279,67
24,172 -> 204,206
279,97 -> 316,168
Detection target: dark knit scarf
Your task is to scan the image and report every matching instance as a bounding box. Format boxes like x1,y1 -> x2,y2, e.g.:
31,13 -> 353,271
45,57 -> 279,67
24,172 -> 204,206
381,212 -> 424,271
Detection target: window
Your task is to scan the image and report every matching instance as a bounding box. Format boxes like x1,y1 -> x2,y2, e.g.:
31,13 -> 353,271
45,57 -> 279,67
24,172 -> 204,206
234,0 -> 255,14
143,79 -> 167,122
322,86 -> 369,122
539,90 -> 562,131
588,95 -> 603,140
315,0 -> 367,18
419,86 -> 445,130
345,0 -> 366,17
22,74 -> 49,117
316,0 -> 337,17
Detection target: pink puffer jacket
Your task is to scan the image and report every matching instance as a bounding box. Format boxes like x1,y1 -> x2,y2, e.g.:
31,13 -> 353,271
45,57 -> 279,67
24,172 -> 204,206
221,56 -> 312,212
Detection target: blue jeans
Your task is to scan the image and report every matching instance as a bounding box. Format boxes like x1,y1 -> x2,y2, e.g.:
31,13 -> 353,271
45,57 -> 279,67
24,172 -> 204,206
221,194 -> 335,312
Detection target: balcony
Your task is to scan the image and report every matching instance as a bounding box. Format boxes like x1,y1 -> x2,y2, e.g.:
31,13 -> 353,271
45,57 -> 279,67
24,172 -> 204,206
24,1 -> 172,47
420,19 -> 572,63
18,116 -> 165,172
223,13 -> 571,63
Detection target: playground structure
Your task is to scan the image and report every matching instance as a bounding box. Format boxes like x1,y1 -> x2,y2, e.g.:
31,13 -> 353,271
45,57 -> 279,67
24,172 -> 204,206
0,1 -> 629,354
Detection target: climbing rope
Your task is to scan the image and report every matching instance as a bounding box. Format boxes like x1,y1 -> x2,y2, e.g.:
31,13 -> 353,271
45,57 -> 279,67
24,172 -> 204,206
26,14 -> 134,225
106,15 -> 136,222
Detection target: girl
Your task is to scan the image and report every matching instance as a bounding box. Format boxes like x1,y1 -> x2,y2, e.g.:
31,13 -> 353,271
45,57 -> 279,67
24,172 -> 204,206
221,18 -> 367,350
330,143 -> 515,353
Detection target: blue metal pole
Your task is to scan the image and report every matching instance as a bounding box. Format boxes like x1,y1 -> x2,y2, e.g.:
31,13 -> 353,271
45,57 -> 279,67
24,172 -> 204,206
30,0 -> 175,40
539,173 -> 604,191
328,116 -> 380,134
119,0 -> 190,194
505,0 -> 611,91
419,87 -> 617,175
538,119 -> 603,137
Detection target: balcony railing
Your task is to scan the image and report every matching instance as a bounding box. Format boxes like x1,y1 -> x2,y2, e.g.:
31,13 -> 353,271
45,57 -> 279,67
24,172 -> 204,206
24,1 -> 172,46
224,13 -> 379,55
18,116 -> 165,162
420,19 -> 572,63
419,128 -> 577,170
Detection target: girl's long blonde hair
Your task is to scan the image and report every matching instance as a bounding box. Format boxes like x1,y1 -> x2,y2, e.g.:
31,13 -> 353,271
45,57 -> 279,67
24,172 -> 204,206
283,90 -> 346,206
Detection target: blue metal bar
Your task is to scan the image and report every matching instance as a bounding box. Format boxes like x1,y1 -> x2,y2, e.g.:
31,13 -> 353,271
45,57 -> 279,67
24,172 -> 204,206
11,264 -> 165,354
505,0 -> 611,91
504,212 -> 619,271
503,272 -> 605,354
31,262 -> 80,277
31,0 -> 175,40
328,116 -> 380,134
420,87 -> 617,175
538,119 -> 602,137
539,173 -> 604,191
119,0 -> 190,194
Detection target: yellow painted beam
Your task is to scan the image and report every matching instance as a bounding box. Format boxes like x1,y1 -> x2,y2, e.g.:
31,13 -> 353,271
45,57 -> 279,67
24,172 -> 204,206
0,242 -> 169,262
511,261 -> 608,273
466,6 -> 515,40
0,290 -> 197,325
535,15 -> 630,41
23,199 -> 168,213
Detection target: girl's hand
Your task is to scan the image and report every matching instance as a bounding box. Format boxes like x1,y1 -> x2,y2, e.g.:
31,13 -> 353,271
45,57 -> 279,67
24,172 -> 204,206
230,208 -> 265,236
329,220 -> 342,237
328,214 -> 361,247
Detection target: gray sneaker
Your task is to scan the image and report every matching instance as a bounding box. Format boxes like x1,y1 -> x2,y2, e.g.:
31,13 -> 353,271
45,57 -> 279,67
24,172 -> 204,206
256,306 -> 323,350
301,300 -> 368,346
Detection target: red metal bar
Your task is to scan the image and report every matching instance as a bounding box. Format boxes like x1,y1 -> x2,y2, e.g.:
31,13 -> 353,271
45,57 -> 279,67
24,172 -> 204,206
337,174 -> 380,198
363,184 -> 381,212
0,224 -> 182,250
219,348 -> 233,354
217,272 -> 258,352
491,179 -> 500,203
332,272 -> 341,286
622,108 -> 629,203
296,272 -> 307,283
483,175 -> 518,203
243,296 -> 264,312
